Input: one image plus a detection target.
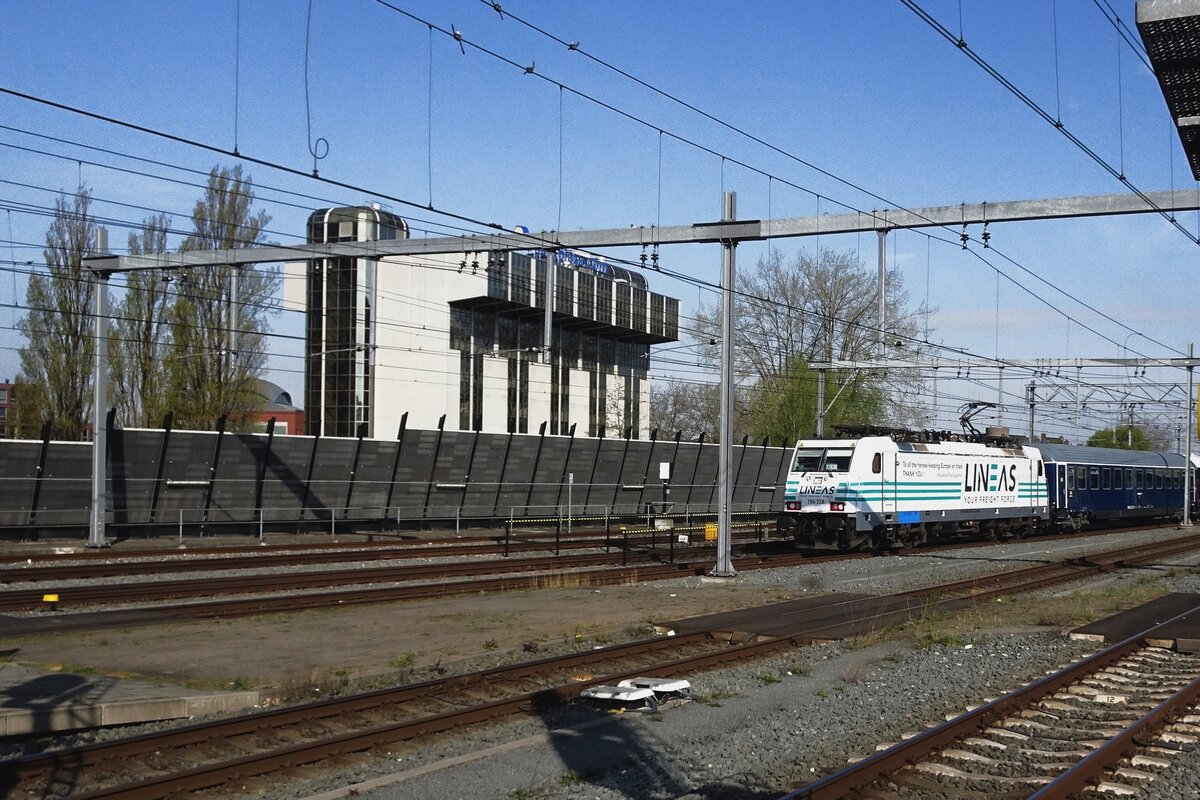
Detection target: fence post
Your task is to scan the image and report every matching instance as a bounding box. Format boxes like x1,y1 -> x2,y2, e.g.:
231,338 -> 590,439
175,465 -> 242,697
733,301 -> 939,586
505,513 -> 511,557
456,505 -> 461,538
555,509 -> 561,556
259,513 -> 265,545
621,525 -> 627,566
178,508 -> 183,548
331,507 -> 336,540
605,507 -> 610,552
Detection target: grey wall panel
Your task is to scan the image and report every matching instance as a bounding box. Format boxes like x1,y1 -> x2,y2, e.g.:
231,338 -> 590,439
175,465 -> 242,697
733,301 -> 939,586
0,430 -> 793,534
205,433 -> 261,524
0,441 -> 41,525
37,443 -> 91,527
496,437 -> 540,518
145,432 -> 217,525
614,440 -> 651,516
732,443 -> 757,511
527,438 -> 571,518
348,440 -> 394,519
763,445 -> 789,509
691,442 -> 719,514
461,432 -> 507,519
390,430 -> 439,519
109,430 -> 168,524
305,437 -> 357,521
587,437 -> 625,514
425,431 -> 474,519
562,438 -> 601,516
259,437 -> 316,522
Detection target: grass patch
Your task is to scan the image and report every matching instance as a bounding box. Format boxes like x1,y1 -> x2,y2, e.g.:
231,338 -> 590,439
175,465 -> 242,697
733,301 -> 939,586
756,671 -> 782,685
273,668 -> 349,704
390,653 -> 416,669
695,689 -> 732,707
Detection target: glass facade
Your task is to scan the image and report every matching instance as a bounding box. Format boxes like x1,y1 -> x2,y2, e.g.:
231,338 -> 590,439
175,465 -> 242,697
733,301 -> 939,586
304,207 -> 407,438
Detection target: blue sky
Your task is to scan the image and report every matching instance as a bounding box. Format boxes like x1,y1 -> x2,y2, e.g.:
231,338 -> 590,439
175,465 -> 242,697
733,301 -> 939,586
1,1 -> 1196,442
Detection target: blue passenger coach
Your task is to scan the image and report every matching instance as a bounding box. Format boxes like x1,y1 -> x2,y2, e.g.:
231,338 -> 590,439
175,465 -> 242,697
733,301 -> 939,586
1038,444 -> 1197,530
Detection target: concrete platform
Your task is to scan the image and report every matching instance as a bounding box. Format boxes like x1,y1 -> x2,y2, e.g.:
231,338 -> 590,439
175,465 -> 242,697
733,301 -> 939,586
1071,592 -> 1200,652
659,592 -> 932,642
0,662 -> 259,737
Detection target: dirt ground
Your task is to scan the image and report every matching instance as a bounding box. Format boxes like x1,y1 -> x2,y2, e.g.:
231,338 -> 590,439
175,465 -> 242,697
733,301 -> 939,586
2,565 -> 786,693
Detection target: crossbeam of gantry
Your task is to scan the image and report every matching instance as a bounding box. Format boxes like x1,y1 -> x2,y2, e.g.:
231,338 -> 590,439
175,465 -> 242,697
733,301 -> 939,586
1138,0 -> 1200,180
87,188 -> 1200,273
808,358 -> 1200,370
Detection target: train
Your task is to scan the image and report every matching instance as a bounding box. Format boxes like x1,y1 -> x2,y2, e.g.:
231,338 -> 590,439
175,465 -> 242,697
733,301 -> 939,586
776,427 -> 1199,551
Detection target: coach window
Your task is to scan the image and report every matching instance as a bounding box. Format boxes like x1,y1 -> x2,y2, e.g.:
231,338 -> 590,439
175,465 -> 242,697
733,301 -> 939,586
1076,466 -> 1087,488
1156,470 -> 1164,489
872,453 -> 882,474
1125,468 -> 1133,488
1066,468 -> 1075,490
1089,469 -> 1100,490
1102,468 -> 1111,490
1175,472 -> 1182,489
1114,469 -> 1123,490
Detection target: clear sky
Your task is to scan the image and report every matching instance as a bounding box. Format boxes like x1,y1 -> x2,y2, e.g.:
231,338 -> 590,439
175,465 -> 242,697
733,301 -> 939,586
1,1 -> 1196,443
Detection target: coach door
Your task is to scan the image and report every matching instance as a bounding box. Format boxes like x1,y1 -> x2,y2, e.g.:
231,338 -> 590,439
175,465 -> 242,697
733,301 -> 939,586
1056,464 -> 1068,511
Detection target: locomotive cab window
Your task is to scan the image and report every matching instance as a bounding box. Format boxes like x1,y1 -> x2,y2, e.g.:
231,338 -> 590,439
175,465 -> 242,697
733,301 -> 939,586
871,453 -> 882,474
1037,460 -> 1043,477
791,449 -> 823,472
824,448 -> 854,472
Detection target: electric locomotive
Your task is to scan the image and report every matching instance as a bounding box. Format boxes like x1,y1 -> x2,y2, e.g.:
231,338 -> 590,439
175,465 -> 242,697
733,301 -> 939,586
778,428 -> 1048,551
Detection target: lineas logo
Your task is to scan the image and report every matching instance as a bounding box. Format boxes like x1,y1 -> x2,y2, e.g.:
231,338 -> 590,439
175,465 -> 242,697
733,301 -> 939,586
963,463 -> 1018,492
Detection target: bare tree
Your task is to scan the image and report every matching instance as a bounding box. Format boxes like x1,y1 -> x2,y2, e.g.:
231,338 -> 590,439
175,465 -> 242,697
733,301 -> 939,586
649,379 -> 720,440
111,214 -> 172,427
691,247 -> 931,440
17,187 -> 98,440
165,166 -> 278,430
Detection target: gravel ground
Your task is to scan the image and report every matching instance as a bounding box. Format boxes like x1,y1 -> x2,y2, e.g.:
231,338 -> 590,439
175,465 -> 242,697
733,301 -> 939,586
8,526 -> 1200,800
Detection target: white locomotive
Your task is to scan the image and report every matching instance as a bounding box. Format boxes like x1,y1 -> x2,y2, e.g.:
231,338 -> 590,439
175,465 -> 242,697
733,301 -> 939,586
778,432 -> 1050,550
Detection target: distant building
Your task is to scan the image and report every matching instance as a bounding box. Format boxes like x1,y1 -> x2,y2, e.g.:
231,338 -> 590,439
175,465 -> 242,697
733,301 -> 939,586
250,379 -> 305,435
0,380 -> 15,438
285,206 -> 680,439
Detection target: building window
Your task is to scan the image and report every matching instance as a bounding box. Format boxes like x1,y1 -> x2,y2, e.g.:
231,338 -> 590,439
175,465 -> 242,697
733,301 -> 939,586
664,297 -> 679,339
0,388 -> 7,405
556,264 -> 574,315
487,251 -> 508,300
650,294 -> 665,337
577,273 -> 595,321
615,283 -> 631,328
596,277 -> 613,324
511,253 -> 533,305
631,287 -> 647,332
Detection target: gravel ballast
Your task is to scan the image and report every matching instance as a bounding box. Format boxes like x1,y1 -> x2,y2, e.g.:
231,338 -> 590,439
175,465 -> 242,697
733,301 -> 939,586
8,526 -> 1200,800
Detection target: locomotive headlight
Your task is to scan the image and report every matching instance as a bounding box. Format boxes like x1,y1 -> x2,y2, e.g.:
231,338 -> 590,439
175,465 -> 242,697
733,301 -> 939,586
785,501 -> 800,511
830,501 -> 845,512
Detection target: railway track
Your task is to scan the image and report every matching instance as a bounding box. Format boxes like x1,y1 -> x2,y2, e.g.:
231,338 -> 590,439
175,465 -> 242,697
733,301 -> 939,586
5,533 -> 1200,798
3,529 -> 1195,636
0,630 -> 799,800
782,604 -> 1200,800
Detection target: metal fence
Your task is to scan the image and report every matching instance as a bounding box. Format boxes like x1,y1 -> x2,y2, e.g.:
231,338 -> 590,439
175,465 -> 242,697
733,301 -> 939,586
0,420 -> 791,538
